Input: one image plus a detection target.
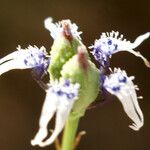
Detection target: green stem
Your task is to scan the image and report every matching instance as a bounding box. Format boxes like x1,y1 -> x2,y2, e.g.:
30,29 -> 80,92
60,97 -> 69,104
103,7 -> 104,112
61,113 -> 81,150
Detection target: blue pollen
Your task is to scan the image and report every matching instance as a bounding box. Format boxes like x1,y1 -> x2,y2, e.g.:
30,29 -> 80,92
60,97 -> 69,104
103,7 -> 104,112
101,75 -> 106,84
119,76 -> 127,83
112,86 -> 120,91
106,51 -> 112,56
107,39 -> 112,45
64,80 -> 70,87
38,53 -> 46,59
32,65 -> 45,78
95,47 -> 100,53
24,59 -> 28,65
114,44 -> 118,50
67,93 -> 75,99
30,53 -> 34,57
57,90 -> 64,96
92,46 -> 110,68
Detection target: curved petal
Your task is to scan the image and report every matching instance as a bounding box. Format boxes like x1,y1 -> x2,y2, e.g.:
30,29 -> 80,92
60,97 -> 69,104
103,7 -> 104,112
0,49 -> 25,64
39,96 -> 74,147
0,59 -> 30,75
103,68 -> 144,131
116,89 -> 143,131
31,90 -> 58,146
0,46 -> 49,76
131,32 -> 150,49
123,49 -> 150,68
44,17 -> 61,39
31,80 -> 80,147
90,31 -> 150,67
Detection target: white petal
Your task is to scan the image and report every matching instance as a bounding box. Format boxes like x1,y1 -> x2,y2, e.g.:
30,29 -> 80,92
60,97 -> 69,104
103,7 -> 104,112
94,32 -> 150,67
0,50 -> 24,64
123,49 -> 150,67
39,96 -> 74,147
116,88 -> 144,131
31,80 -> 80,147
0,59 -> 30,75
0,46 -> 48,76
127,81 -> 144,128
107,32 -> 150,50
31,90 -> 58,146
103,68 -> 144,131
131,32 -> 150,49
44,17 -> 61,39
114,32 -> 150,67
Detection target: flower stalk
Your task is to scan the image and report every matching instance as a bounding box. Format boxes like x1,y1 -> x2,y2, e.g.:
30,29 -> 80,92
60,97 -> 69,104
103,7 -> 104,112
61,113 -> 81,150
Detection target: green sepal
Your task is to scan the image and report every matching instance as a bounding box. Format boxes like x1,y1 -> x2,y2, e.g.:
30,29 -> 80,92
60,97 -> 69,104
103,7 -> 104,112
61,54 -> 100,117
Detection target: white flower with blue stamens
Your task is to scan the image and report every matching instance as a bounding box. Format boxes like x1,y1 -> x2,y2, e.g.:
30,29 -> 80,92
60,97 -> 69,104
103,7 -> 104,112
90,31 -> 150,68
0,17 -> 149,149
103,68 -> 144,131
44,17 -> 82,40
0,45 -> 50,78
31,79 -> 80,147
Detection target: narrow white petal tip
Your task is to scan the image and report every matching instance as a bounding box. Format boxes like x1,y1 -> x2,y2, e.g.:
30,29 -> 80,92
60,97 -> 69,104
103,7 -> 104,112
129,122 -> 143,131
31,140 -> 47,147
39,140 -> 53,147
125,33 -> 150,68
44,17 -> 53,30
36,125 -> 63,147
44,17 -> 60,39
39,143 -> 48,147
141,32 -> 150,39
31,140 -> 38,146
144,59 -> 150,68
129,126 -> 139,131
30,128 -> 48,146
132,32 -> 150,49
146,63 -> 150,68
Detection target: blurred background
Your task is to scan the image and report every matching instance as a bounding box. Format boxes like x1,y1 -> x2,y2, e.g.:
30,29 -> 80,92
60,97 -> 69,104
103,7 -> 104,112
0,0 -> 150,150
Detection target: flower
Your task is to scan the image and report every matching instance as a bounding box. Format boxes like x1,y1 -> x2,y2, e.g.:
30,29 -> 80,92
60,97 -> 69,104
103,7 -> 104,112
0,17 -> 149,149
0,45 -> 50,79
90,31 -> 150,68
103,68 -> 143,131
31,79 -> 80,147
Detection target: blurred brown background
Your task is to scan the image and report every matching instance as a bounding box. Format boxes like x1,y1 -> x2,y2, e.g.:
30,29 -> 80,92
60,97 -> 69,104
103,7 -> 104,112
0,0 -> 150,150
